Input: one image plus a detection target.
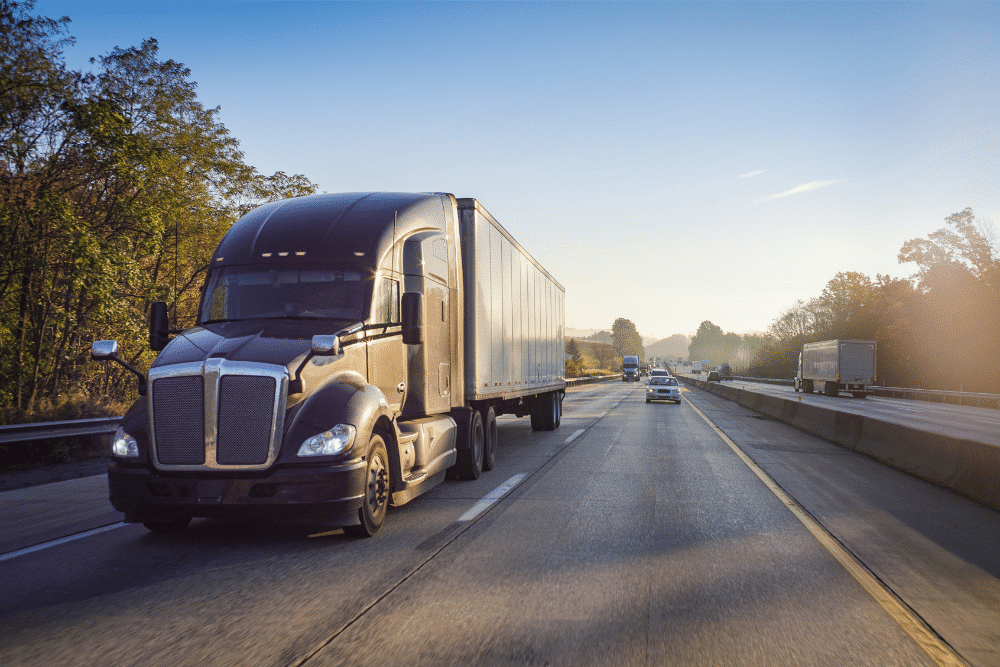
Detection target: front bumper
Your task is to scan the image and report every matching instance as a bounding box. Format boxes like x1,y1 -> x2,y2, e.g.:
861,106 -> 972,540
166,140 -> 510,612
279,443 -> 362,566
647,390 -> 681,401
108,459 -> 367,524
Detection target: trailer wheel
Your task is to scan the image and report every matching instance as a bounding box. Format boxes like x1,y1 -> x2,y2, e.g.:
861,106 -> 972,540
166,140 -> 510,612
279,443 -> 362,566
852,391 -> 868,399
142,517 -> 191,534
531,391 -> 560,431
481,406 -> 498,472
344,435 -> 390,538
454,409 -> 484,480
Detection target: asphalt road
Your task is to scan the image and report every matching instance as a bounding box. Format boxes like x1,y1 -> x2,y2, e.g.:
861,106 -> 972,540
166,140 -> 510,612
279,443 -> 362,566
2,381 -> 998,666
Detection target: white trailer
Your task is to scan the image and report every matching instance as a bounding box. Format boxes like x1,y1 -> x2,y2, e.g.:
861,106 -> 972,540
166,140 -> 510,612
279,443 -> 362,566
458,198 -> 565,422
795,339 -> 876,398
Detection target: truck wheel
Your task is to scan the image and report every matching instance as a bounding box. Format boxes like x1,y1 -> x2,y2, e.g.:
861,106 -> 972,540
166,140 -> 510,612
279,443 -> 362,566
142,517 -> 191,534
481,406 -> 498,472
531,392 -> 560,431
454,409 -> 484,480
344,435 -> 390,538
852,391 -> 868,399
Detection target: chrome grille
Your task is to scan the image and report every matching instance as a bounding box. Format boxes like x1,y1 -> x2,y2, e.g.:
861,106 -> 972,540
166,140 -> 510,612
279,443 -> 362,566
147,360 -> 287,470
152,375 -> 206,465
217,375 -> 275,465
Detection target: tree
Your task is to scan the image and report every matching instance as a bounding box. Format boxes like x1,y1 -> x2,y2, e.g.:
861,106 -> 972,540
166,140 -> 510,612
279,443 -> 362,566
898,207 -> 999,293
0,5 -> 317,420
611,318 -> 643,359
566,338 -> 583,366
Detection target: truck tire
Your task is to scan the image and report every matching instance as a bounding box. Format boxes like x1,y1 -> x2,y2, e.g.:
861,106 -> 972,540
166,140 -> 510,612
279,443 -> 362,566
531,391 -> 561,431
824,383 -> 839,397
481,406 -> 498,472
343,435 -> 390,538
453,409 -> 484,480
852,391 -> 868,399
142,517 -> 191,534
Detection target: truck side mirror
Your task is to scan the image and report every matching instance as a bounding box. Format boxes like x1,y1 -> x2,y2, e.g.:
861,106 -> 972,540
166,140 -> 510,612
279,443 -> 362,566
149,301 -> 171,351
91,339 -> 147,395
311,334 -> 341,356
91,340 -> 119,360
401,292 -> 423,345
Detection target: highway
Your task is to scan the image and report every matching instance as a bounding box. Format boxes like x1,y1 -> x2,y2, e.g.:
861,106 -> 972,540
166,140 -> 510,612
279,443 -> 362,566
2,381 -> 999,666
682,374 -> 1000,447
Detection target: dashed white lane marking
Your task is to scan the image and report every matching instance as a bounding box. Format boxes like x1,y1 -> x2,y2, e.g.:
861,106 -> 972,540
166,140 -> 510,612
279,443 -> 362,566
564,429 -> 586,444
456,474 -> 527,522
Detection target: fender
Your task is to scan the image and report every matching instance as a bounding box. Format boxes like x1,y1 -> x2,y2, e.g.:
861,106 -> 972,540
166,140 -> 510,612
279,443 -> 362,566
279,372 -> 395,466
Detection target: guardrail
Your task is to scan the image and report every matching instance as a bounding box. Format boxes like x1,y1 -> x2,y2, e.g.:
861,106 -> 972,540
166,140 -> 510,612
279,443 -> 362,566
678,371 -> 999,409
566,374 -> 622,386
0,417 -> 122,445
869,386 -> 1000,409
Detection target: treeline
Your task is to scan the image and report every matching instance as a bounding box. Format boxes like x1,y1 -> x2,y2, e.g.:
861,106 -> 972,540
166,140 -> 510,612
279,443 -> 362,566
1,1 -> 317,422
565,317 -> 644,376
697,208 -> 999,393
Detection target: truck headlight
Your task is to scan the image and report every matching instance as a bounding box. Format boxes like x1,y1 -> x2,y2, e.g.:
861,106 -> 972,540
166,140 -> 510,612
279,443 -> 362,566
298,424 -> 356,457
112,426 -> 139,457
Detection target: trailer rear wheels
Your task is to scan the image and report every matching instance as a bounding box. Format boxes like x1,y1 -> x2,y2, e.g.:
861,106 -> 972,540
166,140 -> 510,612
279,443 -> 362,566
344,435 -> 389,538
531,391 -> 562,431
453,409 -> 485,480
481,406 -> 498,472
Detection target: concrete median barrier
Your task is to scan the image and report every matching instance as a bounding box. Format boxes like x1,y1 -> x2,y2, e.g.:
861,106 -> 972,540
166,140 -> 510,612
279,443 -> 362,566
676,374 -> 1000,512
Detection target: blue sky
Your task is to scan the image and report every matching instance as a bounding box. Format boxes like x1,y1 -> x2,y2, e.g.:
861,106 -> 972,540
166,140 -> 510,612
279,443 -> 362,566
34,1 -> 999,339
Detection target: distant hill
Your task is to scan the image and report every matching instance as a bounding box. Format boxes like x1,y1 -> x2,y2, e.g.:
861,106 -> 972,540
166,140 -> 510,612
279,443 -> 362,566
567,327 -> 690,360
645,334 -> 691,360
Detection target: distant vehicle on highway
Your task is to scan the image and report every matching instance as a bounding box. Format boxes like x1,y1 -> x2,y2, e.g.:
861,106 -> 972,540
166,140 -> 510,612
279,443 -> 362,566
646,376 -> 681,403
794,339 -> 876,398
706,370 -> 721,382
691,360 -> 702,373
622,355 -> 640,381
649,368 -> 669,378
717,363 -> 733,380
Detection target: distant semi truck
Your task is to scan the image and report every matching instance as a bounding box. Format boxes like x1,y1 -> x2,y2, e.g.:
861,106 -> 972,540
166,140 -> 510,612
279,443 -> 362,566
794,339 -> 876,398
622,355 -> 640,381
691,360 -> 702,373
717,363 -> 733,380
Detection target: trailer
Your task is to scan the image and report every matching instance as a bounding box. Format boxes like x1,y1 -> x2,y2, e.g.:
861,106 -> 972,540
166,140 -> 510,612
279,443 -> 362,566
92,193 -> 564,537
794,339 -> 876,398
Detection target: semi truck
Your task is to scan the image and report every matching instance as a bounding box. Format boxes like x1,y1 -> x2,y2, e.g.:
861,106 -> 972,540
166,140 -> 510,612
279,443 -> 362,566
91,192 -> 565,537
622,355 -> 640,381
793,339 -> 876,398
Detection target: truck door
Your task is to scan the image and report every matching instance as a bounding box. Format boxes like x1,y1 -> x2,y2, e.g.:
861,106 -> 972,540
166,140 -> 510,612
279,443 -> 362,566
368,275 -> 406,413
401,231 -> 452,416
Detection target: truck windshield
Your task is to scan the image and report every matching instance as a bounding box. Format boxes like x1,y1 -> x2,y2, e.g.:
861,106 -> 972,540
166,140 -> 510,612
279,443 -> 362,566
200,264 -> 368,323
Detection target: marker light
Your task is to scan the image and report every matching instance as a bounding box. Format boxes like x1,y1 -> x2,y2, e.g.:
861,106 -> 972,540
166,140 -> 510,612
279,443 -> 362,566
297,424 -> 356,457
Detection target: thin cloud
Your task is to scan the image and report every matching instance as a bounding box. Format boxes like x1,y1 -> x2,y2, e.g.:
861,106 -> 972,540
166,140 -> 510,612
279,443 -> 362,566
752,179 -> 844,205
738,169 -> 768,179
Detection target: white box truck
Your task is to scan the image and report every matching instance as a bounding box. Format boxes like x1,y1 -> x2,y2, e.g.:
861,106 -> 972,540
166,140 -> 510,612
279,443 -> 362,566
92,193 -> 565,537
794,339 -> 876,398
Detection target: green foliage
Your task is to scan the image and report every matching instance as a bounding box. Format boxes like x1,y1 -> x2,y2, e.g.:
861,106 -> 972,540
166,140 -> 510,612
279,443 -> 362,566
742,209 -> 998,391
0,2 -> 317,421
611,317 -> 644,359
